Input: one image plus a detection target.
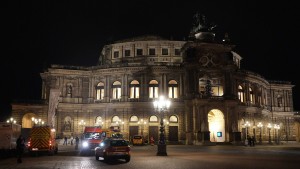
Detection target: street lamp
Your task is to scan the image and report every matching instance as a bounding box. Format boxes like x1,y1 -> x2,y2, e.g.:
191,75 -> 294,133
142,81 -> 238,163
274,124 -> 280,144
267,123 -> 272,144
7,117 -> 16,124
79,120 -> 86,133
244,121 -> 250,146
257,122 -> 263,144
31,117 -> 44,126
153,95 -> 170,156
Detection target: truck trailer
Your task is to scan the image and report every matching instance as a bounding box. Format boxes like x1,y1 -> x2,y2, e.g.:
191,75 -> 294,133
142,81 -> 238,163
27,126 -> 58,156
0,122 -> 21,150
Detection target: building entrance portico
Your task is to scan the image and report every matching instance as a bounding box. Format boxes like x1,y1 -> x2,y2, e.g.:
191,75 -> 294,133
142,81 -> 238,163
208,109 -> 225,142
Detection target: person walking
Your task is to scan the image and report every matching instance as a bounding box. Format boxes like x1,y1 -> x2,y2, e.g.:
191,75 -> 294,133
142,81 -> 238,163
75,136 -> 80,150
63,136 -> 68,145
150,136 -> 155,146
70,136 -> 74,145
16,135 -> 25,163
251,136 -> 256,147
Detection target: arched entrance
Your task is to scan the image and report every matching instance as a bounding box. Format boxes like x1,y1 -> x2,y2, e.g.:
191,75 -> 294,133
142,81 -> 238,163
22,113 -> 36,128
208,109 -> 225,142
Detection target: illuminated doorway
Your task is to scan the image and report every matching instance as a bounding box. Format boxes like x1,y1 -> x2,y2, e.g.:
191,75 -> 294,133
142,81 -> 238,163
22,113 -> 36,128
208,109 -> 225,142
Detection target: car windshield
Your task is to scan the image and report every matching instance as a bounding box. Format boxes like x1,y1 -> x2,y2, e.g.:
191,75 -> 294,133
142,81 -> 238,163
133,136 -> 142,139
111,133 -> 123,138
110,140 -> 128,146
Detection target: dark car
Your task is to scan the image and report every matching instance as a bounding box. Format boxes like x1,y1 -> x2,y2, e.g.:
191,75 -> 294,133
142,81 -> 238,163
95,138 -> 130,162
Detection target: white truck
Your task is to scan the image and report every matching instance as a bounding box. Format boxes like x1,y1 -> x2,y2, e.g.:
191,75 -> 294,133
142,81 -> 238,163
0,122 -> 21,151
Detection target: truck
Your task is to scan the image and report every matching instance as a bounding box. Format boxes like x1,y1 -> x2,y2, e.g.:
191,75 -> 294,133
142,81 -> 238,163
80,126 -> 103,154
27,126 -> 58,156
0,122 -> 21,155
80,126 -> 123,155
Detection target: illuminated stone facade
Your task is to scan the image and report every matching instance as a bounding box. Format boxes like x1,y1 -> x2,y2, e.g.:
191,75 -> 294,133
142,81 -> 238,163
12,34 -> 300,144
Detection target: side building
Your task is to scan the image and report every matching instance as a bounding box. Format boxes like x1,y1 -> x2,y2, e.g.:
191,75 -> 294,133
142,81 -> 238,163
12,33 -> 300,144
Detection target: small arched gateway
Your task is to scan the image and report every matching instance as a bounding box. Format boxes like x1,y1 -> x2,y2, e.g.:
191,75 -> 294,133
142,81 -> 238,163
22,113 -> 36,128
208,109 -> 225,142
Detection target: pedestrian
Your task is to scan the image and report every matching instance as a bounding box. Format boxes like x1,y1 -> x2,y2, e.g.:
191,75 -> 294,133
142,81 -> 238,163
247,135 -> 251,146
150,136 -> 155,146
251,136 -> 255,147
63,136 -> 68,145
75,136 -> 79,150
70,136 -> 74,145
16,135 -> 25,163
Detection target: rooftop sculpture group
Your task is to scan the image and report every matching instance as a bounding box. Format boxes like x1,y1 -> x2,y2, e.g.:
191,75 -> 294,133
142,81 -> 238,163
189,12 -> 217,41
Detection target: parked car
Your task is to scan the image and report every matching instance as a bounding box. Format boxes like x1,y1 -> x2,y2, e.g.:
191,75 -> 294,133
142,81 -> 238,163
95,138 -> 130,162
132,135 -> 144,145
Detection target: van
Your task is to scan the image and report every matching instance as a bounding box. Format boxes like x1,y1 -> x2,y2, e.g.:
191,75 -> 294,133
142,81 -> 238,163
132,135 -> 144,145
27,126 -> 58,156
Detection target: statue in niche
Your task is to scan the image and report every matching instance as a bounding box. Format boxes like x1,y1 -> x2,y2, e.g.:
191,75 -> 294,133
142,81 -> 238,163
64,117 -> 72,131
67,85 -> 72,97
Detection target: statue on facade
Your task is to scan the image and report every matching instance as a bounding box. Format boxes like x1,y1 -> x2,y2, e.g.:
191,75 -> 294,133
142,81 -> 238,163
189,12 -> 217,41
64,117 -> 72,131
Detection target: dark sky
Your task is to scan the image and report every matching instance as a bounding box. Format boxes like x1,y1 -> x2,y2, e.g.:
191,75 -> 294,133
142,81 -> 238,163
1,1 -> 299,121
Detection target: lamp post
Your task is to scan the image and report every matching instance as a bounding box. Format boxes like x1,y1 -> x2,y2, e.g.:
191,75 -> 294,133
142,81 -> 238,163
31,117 -> 44,126
79,120 -> 86,133
257,122 -> 263,144
244,121 -> 250,146
274,124 -> 280,145
7,117 -> 16,124
153,96 -> 170,156
267,123 -> 272,144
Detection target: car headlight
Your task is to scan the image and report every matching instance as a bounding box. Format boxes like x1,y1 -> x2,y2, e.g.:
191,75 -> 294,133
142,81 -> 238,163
82,141 -> 89,148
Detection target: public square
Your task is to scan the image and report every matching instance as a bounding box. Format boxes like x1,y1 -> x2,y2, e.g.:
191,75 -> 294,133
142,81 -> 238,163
0,141 -> 299,169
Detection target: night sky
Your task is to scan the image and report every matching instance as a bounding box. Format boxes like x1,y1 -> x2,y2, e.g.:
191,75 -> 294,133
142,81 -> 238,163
1,1 -> 299,121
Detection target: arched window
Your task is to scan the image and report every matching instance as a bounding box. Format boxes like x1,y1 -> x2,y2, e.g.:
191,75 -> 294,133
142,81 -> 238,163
130,116 -> 138,122
168,80 -> 178,98
149,115 -> 158,122
112,116 -> 120,122
169,115 -> 178,123
95,116 -> 103,126
238,85 -> 245,102
112,116 -> 121,126
257,87 -> 262,106
149,80 -> 159,98
249,87 -> 255,104
96,82 -> 104,100
130,80 -> 140,99
112,81 -> 121,99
